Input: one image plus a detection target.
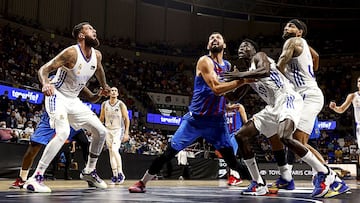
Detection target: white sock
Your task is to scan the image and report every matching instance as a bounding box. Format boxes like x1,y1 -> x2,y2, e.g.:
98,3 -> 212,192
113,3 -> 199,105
33,135 -> 67,176
141,170 -> 155,185
301,151 -> 328,173
84,157 -> 98,173
244,158 -> 264,184
112,169 -> 118,177
230,169 -> 240,179
19,169 -> 29,181
279,164 -> 292,182
33,161 -> 48,177
288,164 -> 293,172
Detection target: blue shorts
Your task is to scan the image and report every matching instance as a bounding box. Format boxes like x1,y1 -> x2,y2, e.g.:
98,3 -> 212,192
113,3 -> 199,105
30,125 -> 55,145
30,125 -> 80,145
171,112 -> 232,151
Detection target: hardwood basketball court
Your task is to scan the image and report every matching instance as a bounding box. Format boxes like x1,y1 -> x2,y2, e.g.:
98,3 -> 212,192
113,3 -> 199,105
0,179 -> 359,203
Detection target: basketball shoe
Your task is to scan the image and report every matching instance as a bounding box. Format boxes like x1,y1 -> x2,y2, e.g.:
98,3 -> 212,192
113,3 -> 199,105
227,175 -> 243,186
242,181 -> 268,196
128,181 -> 146,193
9,177 -> 26,189
80,169 -> 107,189
24,174 -> 51,193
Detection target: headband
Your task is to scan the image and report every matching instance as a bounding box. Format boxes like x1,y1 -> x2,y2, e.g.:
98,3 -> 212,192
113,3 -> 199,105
289,19 -> 303,31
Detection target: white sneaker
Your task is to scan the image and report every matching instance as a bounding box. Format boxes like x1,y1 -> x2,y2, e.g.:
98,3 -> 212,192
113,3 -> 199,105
80,169 -> 107,189
24,175 -> 51,193
117,173 -> 125,184
109,176 -> 117,185
242,181 -> 268,196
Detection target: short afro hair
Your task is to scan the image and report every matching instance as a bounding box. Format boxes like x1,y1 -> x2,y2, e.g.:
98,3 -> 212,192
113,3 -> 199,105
242,38 -> 259,52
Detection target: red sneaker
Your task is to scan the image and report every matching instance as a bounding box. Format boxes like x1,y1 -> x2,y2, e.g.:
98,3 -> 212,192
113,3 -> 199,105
227,175 -> 243,186
128,181 -> 146,193
9,177 -> 26,189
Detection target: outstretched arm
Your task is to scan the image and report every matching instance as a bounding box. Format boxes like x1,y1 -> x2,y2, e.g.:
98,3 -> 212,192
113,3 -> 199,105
329,93 -> 355,113
197,56 -> 249,95
224,52 -> 270,81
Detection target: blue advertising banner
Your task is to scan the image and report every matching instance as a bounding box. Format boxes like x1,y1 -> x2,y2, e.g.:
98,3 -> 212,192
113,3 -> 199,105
0,84 -> 44,104
147,113 -> 182,126
1,84 -> 133,119
318,120 -> 336,130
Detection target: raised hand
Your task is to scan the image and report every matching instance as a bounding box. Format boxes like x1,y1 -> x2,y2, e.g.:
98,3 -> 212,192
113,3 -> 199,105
102,84 -> 112,97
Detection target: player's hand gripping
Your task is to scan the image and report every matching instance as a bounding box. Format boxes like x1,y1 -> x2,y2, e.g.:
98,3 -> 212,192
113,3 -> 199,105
42,83 -> 55,96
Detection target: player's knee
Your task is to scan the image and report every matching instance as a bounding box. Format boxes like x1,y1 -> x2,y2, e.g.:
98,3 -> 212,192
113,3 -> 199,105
111,147 -> 119,154
56,129 -> 71,143
235,126 -> 254,144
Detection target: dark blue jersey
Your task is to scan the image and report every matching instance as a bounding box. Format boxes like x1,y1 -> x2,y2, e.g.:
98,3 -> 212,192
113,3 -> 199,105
226,110 -> 243,134
189,56 -> 231,116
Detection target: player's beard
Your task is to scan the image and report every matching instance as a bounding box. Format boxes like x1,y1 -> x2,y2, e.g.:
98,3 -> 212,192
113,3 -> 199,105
282,32 -> 296,40
85,36 -> 100,47
210,45 -> 224,54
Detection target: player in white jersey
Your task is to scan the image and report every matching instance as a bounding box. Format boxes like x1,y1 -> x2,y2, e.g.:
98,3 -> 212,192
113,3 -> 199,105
225,39 -> 336,197
24,22 -> 111,193
329,76 -> 360,154
277,19 -> 349,197
99,87 -> 130,185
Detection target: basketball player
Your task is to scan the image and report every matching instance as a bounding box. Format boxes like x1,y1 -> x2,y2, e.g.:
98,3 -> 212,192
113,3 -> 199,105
225,39 -> 336,197
10,87 -> 103,189
329,76 -> 360,153
24,22 -> 111,192
99,87 -> 130,185
277,19 -> 349,197
226,103 -> 247,186
128,32 -> 259,193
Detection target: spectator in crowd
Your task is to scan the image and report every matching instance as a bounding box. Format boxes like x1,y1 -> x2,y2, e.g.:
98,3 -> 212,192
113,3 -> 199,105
22,120 -> 35,139
6,111 -> 18,129
0,91 -> 10,113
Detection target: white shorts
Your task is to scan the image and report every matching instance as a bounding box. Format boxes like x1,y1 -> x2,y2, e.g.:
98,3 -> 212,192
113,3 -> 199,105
253,91 -> 303,138
105,128 -> 122,150
297,87 -> 324,135
45,89 -> 106,134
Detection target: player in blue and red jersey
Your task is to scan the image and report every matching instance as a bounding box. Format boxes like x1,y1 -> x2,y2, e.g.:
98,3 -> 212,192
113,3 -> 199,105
225,103 -> 247,186
129,32 -> 265,193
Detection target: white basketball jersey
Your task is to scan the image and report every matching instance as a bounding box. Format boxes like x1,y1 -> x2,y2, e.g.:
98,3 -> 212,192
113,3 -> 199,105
352,92 -> 360,123
104,100 -> 123,130
250,57 -> 293,105
284,38 -> 318,92
51,44 -> 97,97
